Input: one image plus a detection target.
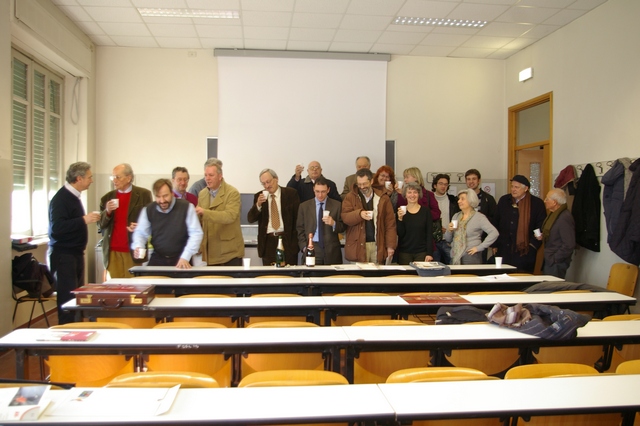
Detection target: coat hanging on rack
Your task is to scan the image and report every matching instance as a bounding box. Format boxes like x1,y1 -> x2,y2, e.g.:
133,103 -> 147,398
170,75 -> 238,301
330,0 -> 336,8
572,163 -> 600,252
602,157 -> 633,244
610,158 -> 640,264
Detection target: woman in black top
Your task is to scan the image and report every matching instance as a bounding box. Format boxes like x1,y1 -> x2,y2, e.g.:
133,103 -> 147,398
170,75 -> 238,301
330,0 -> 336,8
396,182 -> 434,264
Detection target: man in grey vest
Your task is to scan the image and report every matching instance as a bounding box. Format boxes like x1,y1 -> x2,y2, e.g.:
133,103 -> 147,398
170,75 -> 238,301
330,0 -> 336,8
131,179 -> 203,269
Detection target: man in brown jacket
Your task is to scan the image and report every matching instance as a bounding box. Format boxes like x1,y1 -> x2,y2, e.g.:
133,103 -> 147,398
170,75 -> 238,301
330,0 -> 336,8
341,168 -> 397,264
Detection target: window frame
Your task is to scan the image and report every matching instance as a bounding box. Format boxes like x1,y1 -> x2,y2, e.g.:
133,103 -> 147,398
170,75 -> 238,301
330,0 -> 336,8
11,48 -> 64,238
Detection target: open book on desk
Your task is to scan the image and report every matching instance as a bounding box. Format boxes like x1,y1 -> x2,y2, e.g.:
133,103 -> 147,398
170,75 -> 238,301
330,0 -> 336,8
0,385 -> 51,421
36,330 -> 97,342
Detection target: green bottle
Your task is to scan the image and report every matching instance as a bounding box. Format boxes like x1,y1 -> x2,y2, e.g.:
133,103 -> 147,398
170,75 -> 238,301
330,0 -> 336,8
275,236 -> 285,268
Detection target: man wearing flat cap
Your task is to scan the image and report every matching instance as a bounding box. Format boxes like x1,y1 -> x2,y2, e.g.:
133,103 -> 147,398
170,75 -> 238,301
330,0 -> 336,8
492,175 -> 546,273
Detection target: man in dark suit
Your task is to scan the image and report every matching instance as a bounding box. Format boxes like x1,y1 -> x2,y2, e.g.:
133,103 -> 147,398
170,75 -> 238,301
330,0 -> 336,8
99,163 -> 152,278
296,177 -> 345,265
248,169 -> 300,266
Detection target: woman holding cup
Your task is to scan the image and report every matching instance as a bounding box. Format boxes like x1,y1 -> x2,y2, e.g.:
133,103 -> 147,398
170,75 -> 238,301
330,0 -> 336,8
372,165 -> 398,210
445,188 -> 499,265
396,182 -> 434,264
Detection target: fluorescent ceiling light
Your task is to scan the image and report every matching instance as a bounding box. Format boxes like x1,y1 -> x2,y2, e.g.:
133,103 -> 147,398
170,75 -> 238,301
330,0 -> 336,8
393,17 -> 487,28
138,8 -> 240,19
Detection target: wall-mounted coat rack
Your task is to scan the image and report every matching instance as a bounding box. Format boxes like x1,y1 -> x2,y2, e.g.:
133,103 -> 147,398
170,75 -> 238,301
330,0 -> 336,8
574,157 -> 638,178
425,172 -> 467,184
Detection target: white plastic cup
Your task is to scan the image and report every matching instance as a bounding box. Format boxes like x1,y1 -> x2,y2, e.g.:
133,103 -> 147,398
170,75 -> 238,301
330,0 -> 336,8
136,248 -> 147,259
242,258 -> 251,269
92,211 -> 100,216
451,219 -> 459,229
495,256 -> 503,268
399,206 -> 407,214
112,199 -> 119,208
385,181 -> 392,189
366,211 -> 374,220
323,210 -> 330,218
262,190 -> 269,199
397,181 -> 404,189
534,228 -> 542,238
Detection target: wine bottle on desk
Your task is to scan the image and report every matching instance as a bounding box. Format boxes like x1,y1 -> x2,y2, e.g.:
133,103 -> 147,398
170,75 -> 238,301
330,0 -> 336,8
305,233 -> 316,267
275,236 -> 285,268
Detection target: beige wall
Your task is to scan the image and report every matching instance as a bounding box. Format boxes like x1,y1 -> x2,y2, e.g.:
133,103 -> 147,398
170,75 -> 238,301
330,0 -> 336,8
505,0 -> 640,290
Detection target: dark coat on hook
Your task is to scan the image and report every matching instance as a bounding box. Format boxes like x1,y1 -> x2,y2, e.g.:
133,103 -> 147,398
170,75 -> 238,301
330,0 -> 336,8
572,164 -> 601,252
610,158 -> 640,264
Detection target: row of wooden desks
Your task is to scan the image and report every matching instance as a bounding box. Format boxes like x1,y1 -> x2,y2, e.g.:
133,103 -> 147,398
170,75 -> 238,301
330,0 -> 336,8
63,292 -> 636,325
3,321 -> 640,383
108,274 -> 563,296
129,263 -> 517,278
10,375 -> 640,425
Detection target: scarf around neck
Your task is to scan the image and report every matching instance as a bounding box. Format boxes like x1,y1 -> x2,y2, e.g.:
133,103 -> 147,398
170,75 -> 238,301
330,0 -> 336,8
541,203 -> 567,243
515,192 -> 531,256
451,210 -> 475,265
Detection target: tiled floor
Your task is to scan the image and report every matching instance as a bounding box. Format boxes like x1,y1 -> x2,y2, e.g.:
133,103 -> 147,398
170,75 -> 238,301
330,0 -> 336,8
0,311 -> 57,381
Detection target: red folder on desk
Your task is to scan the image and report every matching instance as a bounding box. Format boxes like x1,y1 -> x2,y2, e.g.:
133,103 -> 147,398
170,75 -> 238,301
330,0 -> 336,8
401,293 -> 470,304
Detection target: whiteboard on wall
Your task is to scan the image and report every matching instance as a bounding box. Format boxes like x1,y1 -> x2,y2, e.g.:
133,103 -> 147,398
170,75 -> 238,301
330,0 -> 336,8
217,55 -> 387,194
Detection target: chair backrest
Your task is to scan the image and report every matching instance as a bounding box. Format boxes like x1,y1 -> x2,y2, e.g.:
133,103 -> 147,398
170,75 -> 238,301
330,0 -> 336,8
246,320 -> 318,329
154,321 -> 227,329
603,314 -> 640,321
386,367 -> 491,383
606,263 -> 639,296
106,371 -> 219,388
238,370 -> 348,387
504,363 -> 599,379
251,293 -> 302,297
351,319 -> 424,326
616,359 -> 640,374
96,317 -> 158,328
52,322 -> 132,329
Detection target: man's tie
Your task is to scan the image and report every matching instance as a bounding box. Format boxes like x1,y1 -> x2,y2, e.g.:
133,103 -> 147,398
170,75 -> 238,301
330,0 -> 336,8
317,202 -> 324,248
270,194 -> 280,231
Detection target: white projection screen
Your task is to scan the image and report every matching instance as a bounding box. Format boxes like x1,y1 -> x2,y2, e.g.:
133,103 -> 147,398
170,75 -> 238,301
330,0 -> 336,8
217,54 -> 388,194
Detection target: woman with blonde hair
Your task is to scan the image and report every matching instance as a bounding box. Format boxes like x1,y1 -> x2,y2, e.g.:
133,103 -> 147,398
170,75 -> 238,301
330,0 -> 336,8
396,182 -> 434,264
444,188 -> 499,265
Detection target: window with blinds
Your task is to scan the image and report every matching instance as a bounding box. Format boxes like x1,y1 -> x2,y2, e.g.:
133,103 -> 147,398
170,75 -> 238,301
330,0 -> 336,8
11,49 -> 63,237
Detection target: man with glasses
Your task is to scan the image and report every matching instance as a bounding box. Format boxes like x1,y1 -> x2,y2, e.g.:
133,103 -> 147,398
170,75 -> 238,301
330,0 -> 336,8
342,168 -> 397,264
171,166 -> 197,206
248,168 -> 300,266
49,162 -> 100,324
99,163 -> 152,278
287,160 -> 341,203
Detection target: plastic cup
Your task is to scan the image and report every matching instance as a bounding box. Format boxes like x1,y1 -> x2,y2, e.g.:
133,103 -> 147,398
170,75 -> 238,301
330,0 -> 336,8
451,220 -> 459,229
242,258 -> 251,269
534,228 -> 542,238
385,181 -> 392,189
397,181 -> 404,189
323,210 -> 330,218
262,190 -> 269,199
495,256 -> 503,268
112,199 -> 119,208
366,211 -> 374,220
399,206 -> 407,214
136,248 -> 147,259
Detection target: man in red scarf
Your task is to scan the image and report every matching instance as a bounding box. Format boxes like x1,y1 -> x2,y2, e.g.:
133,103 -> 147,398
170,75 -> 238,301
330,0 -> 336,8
492,175 -> 546,273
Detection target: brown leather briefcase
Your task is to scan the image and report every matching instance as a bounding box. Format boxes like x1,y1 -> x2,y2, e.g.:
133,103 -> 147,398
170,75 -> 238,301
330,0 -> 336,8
72,284 -> 155,308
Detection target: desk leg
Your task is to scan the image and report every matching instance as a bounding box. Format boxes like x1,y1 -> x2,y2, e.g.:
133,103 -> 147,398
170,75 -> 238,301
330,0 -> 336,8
344,347 -> 356,384
15,349 -> 26,379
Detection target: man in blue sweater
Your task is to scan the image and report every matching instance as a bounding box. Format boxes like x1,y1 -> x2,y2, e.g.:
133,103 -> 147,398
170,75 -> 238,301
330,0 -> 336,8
48,162 -> 100,324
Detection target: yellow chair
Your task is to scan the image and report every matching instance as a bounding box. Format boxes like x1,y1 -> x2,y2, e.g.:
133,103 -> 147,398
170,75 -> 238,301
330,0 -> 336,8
616,359 -> 640,374
606,263 -> 639,297
505,363 -> 621,425
238,370 -> 348,387
386,366 -> 495,383
96,316 -> 158,328
245,293 -> 309,325
385,367 -> 503,426
106,371 -> 219,388
145,322 -> 232,387
351,319 -> 429,384
45,322 -> 135,387
174,294 -> 236,328
602,315 -> 640,372
529,319 -> 605,368
241,321 -> 326,379
330,293 -> 393,326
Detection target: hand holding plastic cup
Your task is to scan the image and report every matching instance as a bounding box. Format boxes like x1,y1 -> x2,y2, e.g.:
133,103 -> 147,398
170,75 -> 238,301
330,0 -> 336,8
494,256 -> 503,268
323,210 -> 330,218
366,211 -> 374,220
385,181 -> 392,190
136,248 -> 147,259
451,219 -> 459,229
399,206 -> 407,214
262,190 -> 269,199
397,181 -> 404,190
534,228 -> 542,238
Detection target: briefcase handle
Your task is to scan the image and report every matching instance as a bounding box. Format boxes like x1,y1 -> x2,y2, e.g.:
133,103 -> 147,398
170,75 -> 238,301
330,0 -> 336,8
98,298 -> 124,309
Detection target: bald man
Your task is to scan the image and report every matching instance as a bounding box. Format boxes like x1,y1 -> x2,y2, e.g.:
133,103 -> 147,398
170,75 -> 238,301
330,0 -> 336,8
287,160 -> 341,203
536,188 -> 576,278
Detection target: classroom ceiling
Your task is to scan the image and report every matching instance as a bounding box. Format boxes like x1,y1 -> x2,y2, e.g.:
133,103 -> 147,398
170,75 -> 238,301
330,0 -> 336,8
50,0 -> 608,60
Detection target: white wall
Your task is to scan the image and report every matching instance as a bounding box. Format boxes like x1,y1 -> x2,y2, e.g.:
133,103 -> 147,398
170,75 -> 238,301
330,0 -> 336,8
94,47 -> 219,198
506,0 -> 640,293
387,55 -> 506,193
